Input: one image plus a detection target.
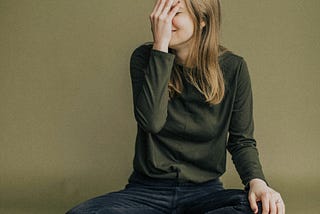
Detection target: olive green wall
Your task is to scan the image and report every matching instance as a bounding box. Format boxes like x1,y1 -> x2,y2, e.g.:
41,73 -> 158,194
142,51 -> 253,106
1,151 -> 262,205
1,0 -> 319,213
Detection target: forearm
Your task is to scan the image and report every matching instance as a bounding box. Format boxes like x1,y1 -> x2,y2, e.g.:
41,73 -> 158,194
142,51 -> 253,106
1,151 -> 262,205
131,47 -> 175,133
228,140 -> 266,185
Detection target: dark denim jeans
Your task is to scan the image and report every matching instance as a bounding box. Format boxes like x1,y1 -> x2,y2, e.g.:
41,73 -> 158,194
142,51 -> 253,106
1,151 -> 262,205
66,171 -> 262,214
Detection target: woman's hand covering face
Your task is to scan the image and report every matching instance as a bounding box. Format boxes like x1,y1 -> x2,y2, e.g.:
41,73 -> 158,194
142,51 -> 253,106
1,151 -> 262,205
149,0 -> 181,52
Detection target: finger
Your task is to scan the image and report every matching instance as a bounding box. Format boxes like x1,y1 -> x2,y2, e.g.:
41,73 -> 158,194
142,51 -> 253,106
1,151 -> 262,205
153,0 -> 166,16
248,193 -> 258,214
261,193 -> 270,214
151,0 -> 162,14
168,1 -> 181,20
161,0 -> 175,15
276,201 -> 283,214
269,198 -> 276,214
279,198 -> 285,214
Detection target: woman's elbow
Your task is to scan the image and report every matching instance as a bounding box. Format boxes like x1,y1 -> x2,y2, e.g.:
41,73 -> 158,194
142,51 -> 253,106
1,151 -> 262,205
134,111 -> 166,134
146,120 -> 166,134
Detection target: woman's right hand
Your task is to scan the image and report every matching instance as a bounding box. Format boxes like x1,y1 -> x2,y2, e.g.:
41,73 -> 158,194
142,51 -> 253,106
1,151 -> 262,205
150,0 -> 181,52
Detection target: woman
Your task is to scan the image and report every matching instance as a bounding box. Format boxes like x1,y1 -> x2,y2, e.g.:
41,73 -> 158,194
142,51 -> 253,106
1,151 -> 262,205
67,0 -> 285,213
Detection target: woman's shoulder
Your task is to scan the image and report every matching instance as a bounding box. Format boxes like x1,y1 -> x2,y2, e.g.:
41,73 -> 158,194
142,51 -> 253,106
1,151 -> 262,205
219,49 -> 248,76
219,49 -> 245,67
218,49 -> 252,88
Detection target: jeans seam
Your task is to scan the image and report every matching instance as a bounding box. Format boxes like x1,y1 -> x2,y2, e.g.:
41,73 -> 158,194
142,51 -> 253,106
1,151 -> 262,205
171,187 -> 178,213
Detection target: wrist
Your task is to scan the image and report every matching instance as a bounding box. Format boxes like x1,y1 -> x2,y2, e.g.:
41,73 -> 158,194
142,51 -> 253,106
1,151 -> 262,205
249,178 -> 267,187
152,43 -> 169,53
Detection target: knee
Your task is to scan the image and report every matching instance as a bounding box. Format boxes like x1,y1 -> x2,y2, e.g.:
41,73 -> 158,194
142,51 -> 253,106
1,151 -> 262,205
65,207 -> 80,214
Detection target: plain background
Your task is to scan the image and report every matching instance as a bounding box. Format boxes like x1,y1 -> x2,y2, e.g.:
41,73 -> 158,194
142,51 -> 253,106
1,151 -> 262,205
1,0 -> 319,213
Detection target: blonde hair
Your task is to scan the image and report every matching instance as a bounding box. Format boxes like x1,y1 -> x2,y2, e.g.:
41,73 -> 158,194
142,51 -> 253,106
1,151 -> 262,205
169,0 -> 226,105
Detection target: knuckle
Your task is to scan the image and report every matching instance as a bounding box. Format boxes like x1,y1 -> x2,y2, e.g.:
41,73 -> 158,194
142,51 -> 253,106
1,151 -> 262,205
273,193 -> 281,200
164,16 -> 171,22
261,192 -> 269,198
159,16 -> 167,22
163,18 -> 170,23
159,15 -> 166,21
249,193 -> 256,200
263,207 -> 270,212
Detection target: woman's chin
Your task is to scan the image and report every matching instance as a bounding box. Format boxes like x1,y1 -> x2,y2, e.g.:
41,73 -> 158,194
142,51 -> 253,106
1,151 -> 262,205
168,42 -> 178,50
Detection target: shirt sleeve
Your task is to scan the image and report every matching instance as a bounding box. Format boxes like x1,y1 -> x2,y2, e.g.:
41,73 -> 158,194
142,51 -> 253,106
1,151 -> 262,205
129,45 -> 176,134
226,58 -> 267,186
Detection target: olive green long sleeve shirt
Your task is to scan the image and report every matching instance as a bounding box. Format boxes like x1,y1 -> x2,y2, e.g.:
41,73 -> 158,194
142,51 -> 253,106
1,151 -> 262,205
129,43 -> 266,185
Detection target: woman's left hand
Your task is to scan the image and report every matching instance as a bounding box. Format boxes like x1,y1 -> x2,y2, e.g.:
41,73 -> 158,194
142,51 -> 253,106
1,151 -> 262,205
248,178 -> 285,214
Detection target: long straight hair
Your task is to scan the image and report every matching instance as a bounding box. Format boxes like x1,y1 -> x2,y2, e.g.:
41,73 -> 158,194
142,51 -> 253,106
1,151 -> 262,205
169,0 -> 226,105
